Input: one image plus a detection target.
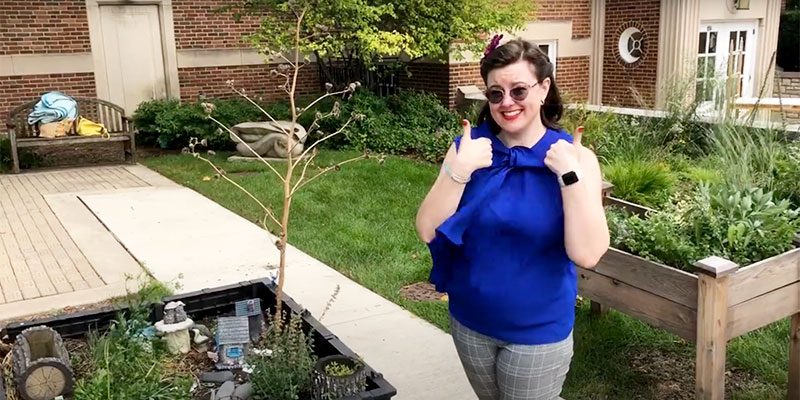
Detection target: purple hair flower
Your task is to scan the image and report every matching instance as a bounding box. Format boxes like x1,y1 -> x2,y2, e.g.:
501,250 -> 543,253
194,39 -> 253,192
483,34 -> 504,57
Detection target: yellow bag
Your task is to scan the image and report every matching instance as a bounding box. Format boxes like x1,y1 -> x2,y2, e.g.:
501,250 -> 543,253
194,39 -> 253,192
77,116 -> 109,138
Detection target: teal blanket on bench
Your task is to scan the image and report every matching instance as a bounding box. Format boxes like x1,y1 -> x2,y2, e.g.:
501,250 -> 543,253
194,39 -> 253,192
27,92 -> 78,125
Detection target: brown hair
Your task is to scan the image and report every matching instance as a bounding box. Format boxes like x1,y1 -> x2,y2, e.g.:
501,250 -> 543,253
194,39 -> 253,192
477,39 -> 563,133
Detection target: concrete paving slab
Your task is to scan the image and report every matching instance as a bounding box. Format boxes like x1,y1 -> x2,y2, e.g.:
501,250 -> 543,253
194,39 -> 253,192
322,309 -> 477,400
45,191 -> 145,284
77,186 -> 278,291
279,246 -> 477,399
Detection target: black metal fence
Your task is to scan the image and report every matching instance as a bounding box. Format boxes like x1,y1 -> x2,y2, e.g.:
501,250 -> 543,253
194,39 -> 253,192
318,60 -> 404,97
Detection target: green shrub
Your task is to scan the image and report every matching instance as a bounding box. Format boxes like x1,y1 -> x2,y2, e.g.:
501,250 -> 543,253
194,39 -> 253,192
132,96 -> 333,151
250,313 -> 316,400
609,184 -> 800,271
687,184 -> 800,265
73,308 -> 192,400
704,123 -> 786,193
775,143 -> 800,207
132,98 -> 265,150
607,207 -> 701,270
602,158 -> 675,208
318,90 -> 460,162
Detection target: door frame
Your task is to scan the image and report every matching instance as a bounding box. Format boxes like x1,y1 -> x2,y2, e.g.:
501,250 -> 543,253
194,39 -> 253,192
695,19 -> 759,116
85,0 -> 180,109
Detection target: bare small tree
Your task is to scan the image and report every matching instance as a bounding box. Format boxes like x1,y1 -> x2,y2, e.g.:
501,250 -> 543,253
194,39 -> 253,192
189,4 -> 379,325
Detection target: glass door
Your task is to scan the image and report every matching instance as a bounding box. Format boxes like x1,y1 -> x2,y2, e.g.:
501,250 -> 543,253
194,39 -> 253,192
696,21 -> 758,116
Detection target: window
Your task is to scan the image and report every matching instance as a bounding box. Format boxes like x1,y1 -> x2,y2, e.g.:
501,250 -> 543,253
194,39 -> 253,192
533,41 -> 557,76
695,21 -> 757,113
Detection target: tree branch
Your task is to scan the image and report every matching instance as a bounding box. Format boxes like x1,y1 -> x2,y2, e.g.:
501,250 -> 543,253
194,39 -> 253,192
291,148 -> 318,193
292,116 -> 355,169
299,87 -> 352,118
226,85 -> 291,136
292,154 -> 367,195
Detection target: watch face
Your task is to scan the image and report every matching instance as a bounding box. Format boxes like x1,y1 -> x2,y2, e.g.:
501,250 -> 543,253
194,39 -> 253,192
562,171 -> 579,185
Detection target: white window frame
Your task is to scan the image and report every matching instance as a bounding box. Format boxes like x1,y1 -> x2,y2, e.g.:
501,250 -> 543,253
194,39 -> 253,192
532,40 -> 557,77
696,20 -> 758,116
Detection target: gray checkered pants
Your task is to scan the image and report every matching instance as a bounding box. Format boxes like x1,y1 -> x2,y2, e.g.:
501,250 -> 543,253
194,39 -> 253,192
451,317 -> 573,400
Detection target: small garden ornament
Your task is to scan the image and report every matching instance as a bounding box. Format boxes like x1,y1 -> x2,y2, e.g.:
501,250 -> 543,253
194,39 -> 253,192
215,317 -> 251,370
11,326 -> 74,400
154,301 -> 194,354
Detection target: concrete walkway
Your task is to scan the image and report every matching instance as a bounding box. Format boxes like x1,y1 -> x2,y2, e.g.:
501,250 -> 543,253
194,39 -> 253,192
0,164 -> 477,399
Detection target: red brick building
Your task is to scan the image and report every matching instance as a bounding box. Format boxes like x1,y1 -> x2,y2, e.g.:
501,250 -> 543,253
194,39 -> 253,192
0,0 -> 786,132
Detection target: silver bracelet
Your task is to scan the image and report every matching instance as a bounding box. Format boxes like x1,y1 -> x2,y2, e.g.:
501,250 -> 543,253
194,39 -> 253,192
443,163 -> 470,184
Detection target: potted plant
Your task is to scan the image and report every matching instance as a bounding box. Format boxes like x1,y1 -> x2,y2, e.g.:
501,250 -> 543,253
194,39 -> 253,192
311,355 -> 367,399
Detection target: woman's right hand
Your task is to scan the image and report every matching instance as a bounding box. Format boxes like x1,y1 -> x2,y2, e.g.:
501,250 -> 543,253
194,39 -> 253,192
454,120 -> 493,176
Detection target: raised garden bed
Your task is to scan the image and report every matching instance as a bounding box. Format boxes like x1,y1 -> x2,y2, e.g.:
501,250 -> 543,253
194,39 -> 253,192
585,189 -> 800,400
0,279 -> 397,400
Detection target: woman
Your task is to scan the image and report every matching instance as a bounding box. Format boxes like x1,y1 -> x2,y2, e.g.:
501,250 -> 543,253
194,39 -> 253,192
415,38 -> 609,400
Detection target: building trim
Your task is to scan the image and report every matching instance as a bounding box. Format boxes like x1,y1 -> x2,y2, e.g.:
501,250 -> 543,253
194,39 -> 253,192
176,48 -> 317,69
589,0 -> 605,104
0,53 -> 94,77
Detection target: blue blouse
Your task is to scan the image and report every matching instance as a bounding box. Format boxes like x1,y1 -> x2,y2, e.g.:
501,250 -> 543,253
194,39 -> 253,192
428,121 -> 577,345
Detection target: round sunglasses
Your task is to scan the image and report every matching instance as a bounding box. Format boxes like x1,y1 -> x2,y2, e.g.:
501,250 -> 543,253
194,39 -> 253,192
485,82 -> 540,104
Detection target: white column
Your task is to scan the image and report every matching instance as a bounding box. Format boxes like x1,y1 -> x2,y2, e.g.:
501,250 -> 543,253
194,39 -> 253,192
754,0 -> 782,99
589,0 -> 606,105
655,0 -> 701,109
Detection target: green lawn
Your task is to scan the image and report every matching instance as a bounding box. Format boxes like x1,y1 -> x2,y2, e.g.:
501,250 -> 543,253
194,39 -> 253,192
142,150 -> 790,399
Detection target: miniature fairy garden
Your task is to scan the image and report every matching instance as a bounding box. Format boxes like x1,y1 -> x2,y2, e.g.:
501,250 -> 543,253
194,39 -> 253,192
0,282 -> 393,400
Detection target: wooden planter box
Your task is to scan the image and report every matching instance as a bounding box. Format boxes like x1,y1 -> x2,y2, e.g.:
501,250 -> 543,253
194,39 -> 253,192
588,187 -> 800,400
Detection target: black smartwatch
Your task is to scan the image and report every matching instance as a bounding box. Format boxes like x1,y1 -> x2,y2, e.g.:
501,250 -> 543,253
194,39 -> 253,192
558,171 -> 581,187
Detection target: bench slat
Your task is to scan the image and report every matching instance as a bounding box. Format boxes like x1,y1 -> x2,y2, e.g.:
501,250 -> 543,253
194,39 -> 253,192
17,135 -> 130,147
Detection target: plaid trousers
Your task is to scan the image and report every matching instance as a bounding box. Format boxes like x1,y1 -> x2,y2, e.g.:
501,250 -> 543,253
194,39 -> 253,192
451,317 -> 573,400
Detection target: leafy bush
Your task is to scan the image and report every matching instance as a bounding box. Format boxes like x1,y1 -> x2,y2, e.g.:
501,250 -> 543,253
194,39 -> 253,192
703,123 -> 787,193
132,97 -> 333,151
686,185 -> 800,265
609,184 -> 800,271
73,308 -> 192,400
602,158 -> 675,208
249,313 -> 317,400
775,143 -> 800,206
318,90 -> 461,162
132,99 -> 264,150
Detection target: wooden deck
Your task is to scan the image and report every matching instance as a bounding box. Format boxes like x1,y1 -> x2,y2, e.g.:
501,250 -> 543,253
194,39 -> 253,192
0,165 -> 176,321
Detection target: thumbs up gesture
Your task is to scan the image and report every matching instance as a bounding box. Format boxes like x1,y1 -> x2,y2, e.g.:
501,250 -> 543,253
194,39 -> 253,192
544,126 -> 584,177
454,119 -> 493,176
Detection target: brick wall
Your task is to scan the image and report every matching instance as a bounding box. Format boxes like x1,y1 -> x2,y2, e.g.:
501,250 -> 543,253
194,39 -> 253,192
601,0 -> 660,108
401,63 -> 451,105
536,0 -> 592,39
773,71 -> 800,123
172,0 -> 261,50
178,64 -> 320,101
0,0 -> 91,55
1,73 -> 96,134
556,56 -> 590,103
448,63 -> 484,109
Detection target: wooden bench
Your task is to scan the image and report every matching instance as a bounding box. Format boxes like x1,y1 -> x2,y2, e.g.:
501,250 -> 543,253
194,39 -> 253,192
5,97 -> 136,174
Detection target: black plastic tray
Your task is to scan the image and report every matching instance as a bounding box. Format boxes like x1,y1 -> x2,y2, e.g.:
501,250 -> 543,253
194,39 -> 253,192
1,279 -> 397,400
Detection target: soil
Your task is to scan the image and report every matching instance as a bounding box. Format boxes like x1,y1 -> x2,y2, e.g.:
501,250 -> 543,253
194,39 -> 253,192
399,282 -> 447,302
627,348 -> 766,399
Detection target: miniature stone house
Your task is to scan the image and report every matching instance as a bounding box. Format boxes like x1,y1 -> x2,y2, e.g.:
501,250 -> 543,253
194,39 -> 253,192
215,316 -> 251,370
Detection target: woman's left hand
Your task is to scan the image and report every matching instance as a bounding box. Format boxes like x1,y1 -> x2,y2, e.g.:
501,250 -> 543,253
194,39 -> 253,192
544,128 -> 583,177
